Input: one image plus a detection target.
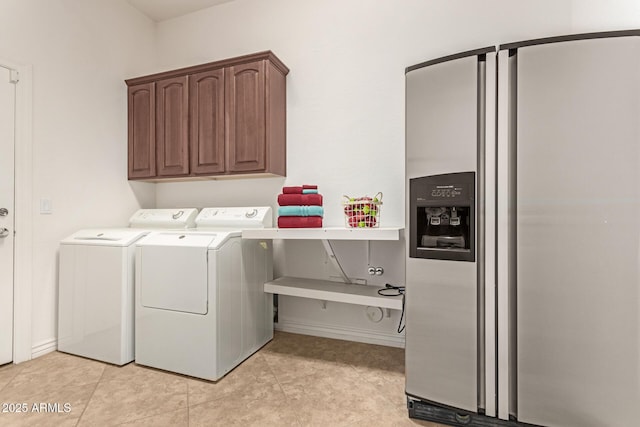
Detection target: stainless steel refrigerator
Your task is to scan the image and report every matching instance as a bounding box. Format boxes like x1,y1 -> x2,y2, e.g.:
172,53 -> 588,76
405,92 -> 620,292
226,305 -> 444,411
406,30 -> 640,427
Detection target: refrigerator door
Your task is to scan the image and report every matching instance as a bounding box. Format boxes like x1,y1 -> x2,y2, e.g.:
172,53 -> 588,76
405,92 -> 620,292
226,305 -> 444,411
513,36 -> 640,427
405,52 -> 485,413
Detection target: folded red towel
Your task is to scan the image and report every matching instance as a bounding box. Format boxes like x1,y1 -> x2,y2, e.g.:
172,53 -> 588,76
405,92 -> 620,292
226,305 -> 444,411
278,193 -> 323,206
277,216 -> 323,228
282,186 -> 303,194
282,185 -> 318,194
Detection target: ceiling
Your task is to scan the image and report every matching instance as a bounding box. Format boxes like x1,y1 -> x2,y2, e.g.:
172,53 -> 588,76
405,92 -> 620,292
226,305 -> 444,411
126,0 -> 234,22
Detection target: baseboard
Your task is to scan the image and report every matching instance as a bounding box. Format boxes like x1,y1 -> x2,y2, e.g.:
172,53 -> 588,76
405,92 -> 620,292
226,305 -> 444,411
31,338 -> 57,359
275,319 -> 405,348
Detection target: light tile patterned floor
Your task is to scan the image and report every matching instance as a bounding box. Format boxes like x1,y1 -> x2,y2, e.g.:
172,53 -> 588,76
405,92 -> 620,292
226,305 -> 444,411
0,332 -> 443,426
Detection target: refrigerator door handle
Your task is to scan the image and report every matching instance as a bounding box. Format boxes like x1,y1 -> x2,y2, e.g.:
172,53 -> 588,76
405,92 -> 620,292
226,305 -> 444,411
476,54 -> 487,414
496,47 -> 518,421
481,50 -> 498,419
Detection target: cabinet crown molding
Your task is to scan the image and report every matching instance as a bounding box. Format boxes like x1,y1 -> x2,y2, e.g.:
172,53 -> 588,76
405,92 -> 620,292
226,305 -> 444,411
125,51 -> 289,86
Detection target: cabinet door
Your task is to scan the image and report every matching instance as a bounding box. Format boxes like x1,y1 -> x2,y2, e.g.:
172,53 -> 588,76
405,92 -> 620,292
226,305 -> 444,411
128,83 -> 155,179
225,60 -> 266,172
156,76 -> 189,176
190,69 -> 225,175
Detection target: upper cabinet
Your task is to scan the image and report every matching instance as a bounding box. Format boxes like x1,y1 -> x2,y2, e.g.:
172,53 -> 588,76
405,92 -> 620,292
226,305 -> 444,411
127,83 -> 155,179
125,51 -> 289,181
156,76 -> 189,177
226,60 -> 266,173
190,68 -> 225,175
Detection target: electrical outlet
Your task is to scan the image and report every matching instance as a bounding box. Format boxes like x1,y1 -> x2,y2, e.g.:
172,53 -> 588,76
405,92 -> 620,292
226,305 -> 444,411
368,266 -> 384,276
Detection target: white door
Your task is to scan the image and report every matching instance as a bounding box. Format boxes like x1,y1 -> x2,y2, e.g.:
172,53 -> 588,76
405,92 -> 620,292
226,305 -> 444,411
0,66 -> 15,365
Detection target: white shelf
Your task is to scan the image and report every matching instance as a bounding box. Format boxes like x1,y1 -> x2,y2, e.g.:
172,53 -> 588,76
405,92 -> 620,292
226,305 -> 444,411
264,276 -> 403,310
242,227 -> 403,241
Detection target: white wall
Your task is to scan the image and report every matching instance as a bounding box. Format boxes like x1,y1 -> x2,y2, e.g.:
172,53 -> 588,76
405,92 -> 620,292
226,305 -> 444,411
5,0 -> 640,354
150,0 -> 640,346
154,0 -> 574,227
150,0 -> 574,345
570,0 -> 640,32
0,0 -> 157,354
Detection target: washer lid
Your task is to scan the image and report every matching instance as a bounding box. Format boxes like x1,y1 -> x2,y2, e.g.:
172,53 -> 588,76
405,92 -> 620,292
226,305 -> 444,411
61,228 -> 149,247
135,231 -> 239,249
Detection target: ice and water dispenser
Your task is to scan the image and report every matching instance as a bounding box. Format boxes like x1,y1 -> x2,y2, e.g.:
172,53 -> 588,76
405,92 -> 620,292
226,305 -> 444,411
409,172 -> 475,261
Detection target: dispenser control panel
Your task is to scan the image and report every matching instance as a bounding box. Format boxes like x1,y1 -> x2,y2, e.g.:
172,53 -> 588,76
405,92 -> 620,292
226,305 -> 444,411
429,185 -> 463,199
410,172 -> 475,262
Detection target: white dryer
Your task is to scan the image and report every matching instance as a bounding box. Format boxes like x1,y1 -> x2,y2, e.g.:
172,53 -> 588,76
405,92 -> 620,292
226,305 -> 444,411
134,207 -> 273,381
58,208 -> 198,365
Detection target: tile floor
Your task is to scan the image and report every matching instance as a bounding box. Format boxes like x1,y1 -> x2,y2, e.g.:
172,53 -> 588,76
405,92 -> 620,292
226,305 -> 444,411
0,332 -> 444,427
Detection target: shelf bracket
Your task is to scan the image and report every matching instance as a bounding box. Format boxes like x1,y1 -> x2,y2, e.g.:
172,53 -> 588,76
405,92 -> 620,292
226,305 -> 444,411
321,239 -> 352,284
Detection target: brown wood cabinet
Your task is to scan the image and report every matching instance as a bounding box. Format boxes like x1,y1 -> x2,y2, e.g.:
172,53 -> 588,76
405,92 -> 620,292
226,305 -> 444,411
156,76 -> 189,176
190,68 -> 225,175
125,51 -> 288,181
127,83 -> 155,179
226,60 -> 266,173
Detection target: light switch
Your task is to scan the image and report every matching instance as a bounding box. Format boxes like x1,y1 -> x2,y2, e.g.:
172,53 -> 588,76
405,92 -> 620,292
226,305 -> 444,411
40,198 -> 52,214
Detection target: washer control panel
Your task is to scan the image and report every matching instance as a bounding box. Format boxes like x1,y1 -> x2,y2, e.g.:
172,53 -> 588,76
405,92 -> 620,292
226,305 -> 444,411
129,208 -> 199,229
196,207 -> 272,229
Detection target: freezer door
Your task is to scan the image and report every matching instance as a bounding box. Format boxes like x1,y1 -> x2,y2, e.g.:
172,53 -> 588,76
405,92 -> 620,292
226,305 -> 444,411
405,54 -> 480,413
514,36 -> 640,427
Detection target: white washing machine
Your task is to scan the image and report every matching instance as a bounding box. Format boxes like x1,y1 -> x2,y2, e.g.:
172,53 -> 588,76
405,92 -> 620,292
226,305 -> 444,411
58,208 -> 199,365
134,207 -> 273,381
